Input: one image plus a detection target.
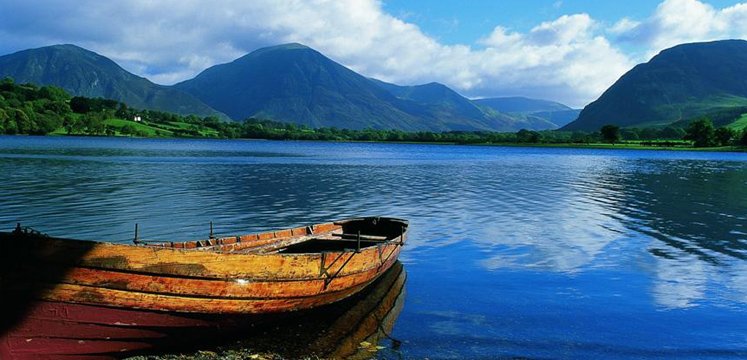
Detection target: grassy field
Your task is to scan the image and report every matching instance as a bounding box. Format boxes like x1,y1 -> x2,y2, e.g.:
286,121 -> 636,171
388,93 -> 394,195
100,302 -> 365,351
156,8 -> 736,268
104,119 -> 176,137
43,118 -> 746,152
727,114 -> 747,131
49,118 -> 221,138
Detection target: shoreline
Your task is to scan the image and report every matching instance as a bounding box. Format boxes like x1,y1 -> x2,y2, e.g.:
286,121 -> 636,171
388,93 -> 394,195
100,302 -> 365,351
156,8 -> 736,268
4,134 -> 746,153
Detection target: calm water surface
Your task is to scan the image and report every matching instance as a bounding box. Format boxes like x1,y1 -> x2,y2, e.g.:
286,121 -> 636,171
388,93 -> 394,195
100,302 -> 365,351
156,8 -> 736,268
1,136 -> 746,359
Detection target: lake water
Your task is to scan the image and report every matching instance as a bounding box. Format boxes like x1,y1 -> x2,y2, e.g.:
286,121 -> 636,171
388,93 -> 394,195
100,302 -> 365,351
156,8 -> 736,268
1,135 -> 746,359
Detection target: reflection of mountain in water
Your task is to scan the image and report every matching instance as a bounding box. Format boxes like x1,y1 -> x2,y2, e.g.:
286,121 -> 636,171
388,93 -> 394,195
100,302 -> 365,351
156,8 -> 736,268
564,159 -> 747,308
475,157 -> 747,308
600,160 -> 747,308
130,261 -> 407,359
615,161 -> 746,262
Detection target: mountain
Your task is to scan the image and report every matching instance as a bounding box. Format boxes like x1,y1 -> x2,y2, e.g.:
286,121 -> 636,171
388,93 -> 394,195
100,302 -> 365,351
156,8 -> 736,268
564,40 -> 747,131
368,79 -> 531,131
175,43 -> 549,131
473,97 -> 571,113
175,43 -> 423,130
0,43 -> 577,132
0,44 -> 226,119
474,97 -> 580,128
370,79 -> 485,120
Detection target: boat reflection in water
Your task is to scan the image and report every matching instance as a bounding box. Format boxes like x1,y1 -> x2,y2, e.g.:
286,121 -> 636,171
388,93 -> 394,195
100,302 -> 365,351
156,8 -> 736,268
206,260 -> 407,360
0,260 -> 407,359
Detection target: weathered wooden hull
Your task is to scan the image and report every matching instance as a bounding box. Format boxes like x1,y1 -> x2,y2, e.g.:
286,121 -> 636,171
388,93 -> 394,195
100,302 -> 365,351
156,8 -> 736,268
1,301 -> 212,359
0,261 -> 407,359
0,217 -> 408,359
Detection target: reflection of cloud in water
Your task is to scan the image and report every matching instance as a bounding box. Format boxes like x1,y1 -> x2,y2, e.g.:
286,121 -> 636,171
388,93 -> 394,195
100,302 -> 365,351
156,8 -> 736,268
478,156 -> 629,273
423,311 -> 490,337
479,207 -> 623,273
651,253 -> 707,309
726,262 -> 747,304
474,156 -> 747,309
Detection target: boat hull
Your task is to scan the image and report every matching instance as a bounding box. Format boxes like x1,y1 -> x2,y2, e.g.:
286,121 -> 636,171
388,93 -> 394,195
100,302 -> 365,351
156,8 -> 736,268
1,262 -> 407,360
1,300 -> 257,359
0,217 -> 408,359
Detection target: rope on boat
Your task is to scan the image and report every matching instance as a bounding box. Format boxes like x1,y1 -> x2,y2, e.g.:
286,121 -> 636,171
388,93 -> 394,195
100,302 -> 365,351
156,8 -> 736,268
374,313 -> 402,350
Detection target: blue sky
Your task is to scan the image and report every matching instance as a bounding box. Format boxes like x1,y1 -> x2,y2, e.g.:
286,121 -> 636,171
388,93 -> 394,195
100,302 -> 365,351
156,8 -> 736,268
1,0 -> 746,107
383,0 -> 659,45
383,0 -> 742,53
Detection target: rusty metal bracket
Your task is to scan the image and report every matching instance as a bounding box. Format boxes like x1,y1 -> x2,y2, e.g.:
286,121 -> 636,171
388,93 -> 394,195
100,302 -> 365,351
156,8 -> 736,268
132,223 -> 141,244
320,251 -> 357,289
377,246 -> 397,271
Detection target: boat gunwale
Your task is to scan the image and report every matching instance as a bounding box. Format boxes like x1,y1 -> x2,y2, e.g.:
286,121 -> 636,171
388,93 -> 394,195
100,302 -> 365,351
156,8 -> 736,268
3,217 -> 408,257
1,217 -> 408,281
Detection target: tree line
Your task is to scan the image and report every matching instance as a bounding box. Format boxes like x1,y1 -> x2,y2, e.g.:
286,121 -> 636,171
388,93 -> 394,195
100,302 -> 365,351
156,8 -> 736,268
2,78 -> 746,148
598,119 -> 747,147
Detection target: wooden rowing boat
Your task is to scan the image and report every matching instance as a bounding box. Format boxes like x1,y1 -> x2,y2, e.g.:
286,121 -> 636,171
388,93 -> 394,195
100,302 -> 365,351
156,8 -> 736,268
0,217 -> 408,359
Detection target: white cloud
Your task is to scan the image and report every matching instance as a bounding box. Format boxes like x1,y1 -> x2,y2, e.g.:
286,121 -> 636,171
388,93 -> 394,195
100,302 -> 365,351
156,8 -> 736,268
614,0 -> 747,58
475,15 -> 633,106
609,18 -> 641,35
0,0 -> 745,108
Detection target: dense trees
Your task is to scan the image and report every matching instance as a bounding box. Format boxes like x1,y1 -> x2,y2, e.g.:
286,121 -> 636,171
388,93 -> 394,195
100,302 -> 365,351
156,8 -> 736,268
516,129 -> 542,143
0,78 -> 69,135
715,127 -> 737,146
600,124 -> 621,144
0,78 -> 223,137
3,77 -> 747,149
684,118 -> 717,147
678,117 -> 745,147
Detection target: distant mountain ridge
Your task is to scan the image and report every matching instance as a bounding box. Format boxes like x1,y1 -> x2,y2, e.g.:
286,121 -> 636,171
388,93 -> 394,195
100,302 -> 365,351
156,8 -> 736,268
367,79 -> 534,131
175,43 -> 543,132
0,43 -> 576,132
473,97 -> 571,113
474,97 -> 580,128
564,40 -> 747,131
174,43 -> 430,131
0,44 -> 227,119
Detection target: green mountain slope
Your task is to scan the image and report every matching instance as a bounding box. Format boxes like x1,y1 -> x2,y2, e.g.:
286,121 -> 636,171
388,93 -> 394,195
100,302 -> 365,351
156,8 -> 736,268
174,43 -> 432,130
564,40 -> 747,131
473,97 -> 571,113
0,44 -> 227,119
176,43 -> 554,131
371,79 -> 486,119
369,79 -> 535,131
474,97 -> 580,128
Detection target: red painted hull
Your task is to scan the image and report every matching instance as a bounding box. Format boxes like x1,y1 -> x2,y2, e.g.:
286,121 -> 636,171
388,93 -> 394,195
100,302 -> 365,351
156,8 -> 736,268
1,261 -> 407,360
0,301 -> 242,359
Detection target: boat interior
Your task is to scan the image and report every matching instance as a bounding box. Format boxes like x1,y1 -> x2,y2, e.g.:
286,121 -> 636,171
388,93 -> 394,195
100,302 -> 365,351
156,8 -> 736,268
147,217 -> 408,254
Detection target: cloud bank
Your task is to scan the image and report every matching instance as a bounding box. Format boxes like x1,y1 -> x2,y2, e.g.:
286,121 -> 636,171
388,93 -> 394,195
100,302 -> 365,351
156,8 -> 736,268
0,0 -> 746,107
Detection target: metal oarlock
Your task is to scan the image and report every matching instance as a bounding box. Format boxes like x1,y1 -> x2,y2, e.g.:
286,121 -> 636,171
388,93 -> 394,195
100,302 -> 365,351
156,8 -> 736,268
133,223 -> 140,244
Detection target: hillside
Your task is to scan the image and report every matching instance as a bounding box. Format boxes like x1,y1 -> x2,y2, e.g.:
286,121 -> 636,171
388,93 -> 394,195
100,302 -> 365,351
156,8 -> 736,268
0,43 -> 579,132
474,97 -> 580,128
473,97 -> 571,113
0,44 -> 227,119
368,79 -> 538,131
564,40 -> 747,131
174,44 -> 431,130
175,43 -> 555,131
